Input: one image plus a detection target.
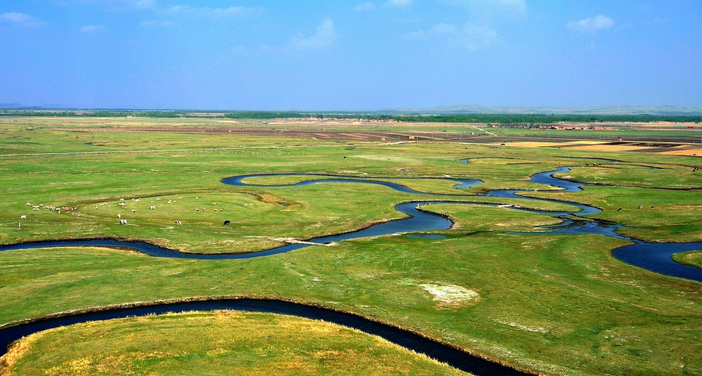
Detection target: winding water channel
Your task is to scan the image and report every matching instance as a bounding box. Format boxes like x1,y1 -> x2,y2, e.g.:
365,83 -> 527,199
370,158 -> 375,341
1,164 -> 701,375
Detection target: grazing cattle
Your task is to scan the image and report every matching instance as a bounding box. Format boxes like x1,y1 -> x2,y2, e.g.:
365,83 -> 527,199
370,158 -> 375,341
175,221 -> 182,225
117,214 -> 121,219
196,208 -> 199,212
20,215 -> 26,220
119,219 -> 128,225
638,206 -> 643,210
149,206 -> 155,210
617,208 -> 622,212
223,220 -> 231,226
132,209 -> 136,212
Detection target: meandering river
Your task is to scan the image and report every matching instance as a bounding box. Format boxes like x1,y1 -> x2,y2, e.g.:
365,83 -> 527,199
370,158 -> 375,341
1,164 -> 700,375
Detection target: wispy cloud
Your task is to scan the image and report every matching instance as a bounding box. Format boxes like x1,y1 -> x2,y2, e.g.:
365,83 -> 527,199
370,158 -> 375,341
80,25 -> 107,33
0,12 -> 46,27
140,19 -> 172,27
437,0 -> 526,16
63,0 -> 156,11
618,23 -> 633,31
408,22 -> 497,51
567,15 -> 615,35
385,0 -> 412,7
160,5 -> 261,18
288,19 -> 337,51
355,2 -> 376,11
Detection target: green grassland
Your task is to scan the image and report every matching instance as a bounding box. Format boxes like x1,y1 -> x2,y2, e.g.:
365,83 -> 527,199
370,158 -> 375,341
521,165 -> 702,242
3,311 -> 463,376
672,251 -> 702,270
1,118 -> 702,376
563,164 -> 702,189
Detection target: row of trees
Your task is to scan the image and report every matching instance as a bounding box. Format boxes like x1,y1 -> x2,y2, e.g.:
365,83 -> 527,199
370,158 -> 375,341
1,110 -> 700,124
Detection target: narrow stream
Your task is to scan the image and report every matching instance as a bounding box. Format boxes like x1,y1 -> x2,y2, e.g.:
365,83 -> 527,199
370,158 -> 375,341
0,299 -> 530,376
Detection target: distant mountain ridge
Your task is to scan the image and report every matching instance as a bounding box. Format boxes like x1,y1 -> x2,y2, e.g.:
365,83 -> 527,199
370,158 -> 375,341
391,105 -> 702,115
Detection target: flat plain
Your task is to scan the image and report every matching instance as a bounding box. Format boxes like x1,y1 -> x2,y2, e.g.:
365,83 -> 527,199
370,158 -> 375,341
0,117 -> 701,376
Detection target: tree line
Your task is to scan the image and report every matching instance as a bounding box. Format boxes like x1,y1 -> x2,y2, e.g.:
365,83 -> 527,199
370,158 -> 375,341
1,110 -> 700,124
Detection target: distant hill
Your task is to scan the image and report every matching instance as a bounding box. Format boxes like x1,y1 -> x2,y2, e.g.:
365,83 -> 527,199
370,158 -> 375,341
391,105 -> 702,116
0,103 -> 24,108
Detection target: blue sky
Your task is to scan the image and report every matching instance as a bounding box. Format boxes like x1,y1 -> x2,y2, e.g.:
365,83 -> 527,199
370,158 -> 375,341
0,0 -> 700,110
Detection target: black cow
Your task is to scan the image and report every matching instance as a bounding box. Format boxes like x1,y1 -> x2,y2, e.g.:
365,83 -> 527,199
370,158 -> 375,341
223,220 -> 231,226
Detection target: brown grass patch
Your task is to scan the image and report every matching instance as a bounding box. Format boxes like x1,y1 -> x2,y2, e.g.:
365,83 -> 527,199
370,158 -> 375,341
0,331 -> 48,376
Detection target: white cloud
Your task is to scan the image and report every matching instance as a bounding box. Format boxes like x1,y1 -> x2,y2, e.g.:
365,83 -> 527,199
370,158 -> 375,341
355,2 -> 376,11
0,12 -> 46,26
487,0 -> 525,8
64,0 -> 156,11
140,19 -> 172,27
567,15 -> 615,35
162,5 -> 261,18
80,25 -> 107,33
408,22 -> 497,51
385,0 -> 412,7
437,0 -> 526,16
122,0 -> 155,9
288,18 -> 337,51
133,0 -> 155,8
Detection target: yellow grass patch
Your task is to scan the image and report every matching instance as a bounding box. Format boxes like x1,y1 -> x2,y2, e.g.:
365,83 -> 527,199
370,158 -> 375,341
507,141 -> 605,148
0,331 -> 47,376
565,144 -> 655,152
658,148 -> 702,156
